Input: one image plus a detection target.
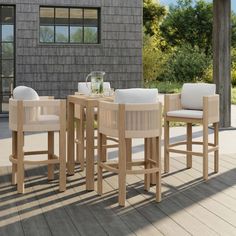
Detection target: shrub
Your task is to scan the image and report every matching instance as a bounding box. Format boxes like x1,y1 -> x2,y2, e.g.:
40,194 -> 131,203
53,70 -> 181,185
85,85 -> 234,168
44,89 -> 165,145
202,63 -> 213,83
162,44 -> 211,83
231,48 -> 236,87
202,48 -> 236,86
231,63 -> 236,87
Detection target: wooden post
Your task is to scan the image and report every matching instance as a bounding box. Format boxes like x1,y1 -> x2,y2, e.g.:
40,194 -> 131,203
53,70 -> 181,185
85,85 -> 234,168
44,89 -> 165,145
213,0 -> 231,128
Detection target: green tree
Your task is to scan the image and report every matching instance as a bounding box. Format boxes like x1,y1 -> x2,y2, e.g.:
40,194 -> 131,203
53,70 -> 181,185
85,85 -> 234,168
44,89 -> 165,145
160,0 -> 213,55
143,0 -> 168,50
143,33 -> 169,83
232,13 -> 236,48
143,0 -> 167,36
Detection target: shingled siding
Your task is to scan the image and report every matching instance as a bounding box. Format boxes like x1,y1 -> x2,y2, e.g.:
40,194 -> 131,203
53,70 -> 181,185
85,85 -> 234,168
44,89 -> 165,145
1,0 -> 142,98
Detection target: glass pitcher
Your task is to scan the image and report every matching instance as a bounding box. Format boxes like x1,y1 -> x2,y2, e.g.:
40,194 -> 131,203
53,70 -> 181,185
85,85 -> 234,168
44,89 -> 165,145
86,71 -> 105,96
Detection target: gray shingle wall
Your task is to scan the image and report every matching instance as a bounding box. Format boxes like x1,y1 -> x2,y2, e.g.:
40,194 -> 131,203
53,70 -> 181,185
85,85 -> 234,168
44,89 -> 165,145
2,0 -> 142,98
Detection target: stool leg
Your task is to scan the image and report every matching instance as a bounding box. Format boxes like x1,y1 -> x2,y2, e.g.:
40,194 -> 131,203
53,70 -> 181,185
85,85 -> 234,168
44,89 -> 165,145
17,130 -> 24,193
156,136 -> 161,202
97,133 -> 103,195
101,134 -> 108,162
59,102 -> 66,192
164,120 -> 170,173
203,123 -> 209,180
144,138 -> 151,191
78,116 -> 85,170
118,138 -> 126,206
12,131 -> 17,185
48,131 -> 54,180
151,137 -> 157,185
75,119 -> 79,163
125,138 -> 132,170
214,122 -> 219,173
187,123 -> 192,169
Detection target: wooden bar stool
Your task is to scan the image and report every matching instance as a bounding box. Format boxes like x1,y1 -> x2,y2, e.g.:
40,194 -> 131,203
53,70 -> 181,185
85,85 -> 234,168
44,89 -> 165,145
9,86 -> 66,193
97,89 -> 162,206
164,83 -> 219,180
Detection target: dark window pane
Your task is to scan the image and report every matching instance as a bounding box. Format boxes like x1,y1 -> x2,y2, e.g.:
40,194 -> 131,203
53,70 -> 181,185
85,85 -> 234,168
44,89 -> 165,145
2,60 -> 14,77
40,26 -> 54,43
55,8 -> 69,25
55,26 -> 68,43
70,8 -> 83,26
70,26 -> 83,43
84,9 -> 98,27
1,6 -> 14,23
40,7 -> 54,24
84,27 -> 98,43
1,77 -> 13,94
2,25 -> 14,41
2,43 -> 14,59
1,95 -> 10,112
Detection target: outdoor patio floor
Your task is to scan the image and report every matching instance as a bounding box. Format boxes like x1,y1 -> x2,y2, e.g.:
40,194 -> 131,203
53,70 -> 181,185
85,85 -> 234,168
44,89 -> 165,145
1,151 -> 236,236
1,101 -> 236,236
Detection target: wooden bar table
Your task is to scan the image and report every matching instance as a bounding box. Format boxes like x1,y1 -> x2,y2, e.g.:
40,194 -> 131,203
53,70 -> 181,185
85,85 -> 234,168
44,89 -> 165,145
67,94 -> 112,191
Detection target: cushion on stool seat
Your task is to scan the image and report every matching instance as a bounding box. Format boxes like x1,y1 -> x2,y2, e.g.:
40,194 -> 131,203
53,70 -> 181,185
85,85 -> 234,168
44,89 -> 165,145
167,109 -> 203,119
114,88 -> 158,104
181,83 -> 215,110
13,86 -> 39,100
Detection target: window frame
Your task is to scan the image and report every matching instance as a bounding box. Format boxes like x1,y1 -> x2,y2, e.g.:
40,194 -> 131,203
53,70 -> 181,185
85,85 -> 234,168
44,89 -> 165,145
39,6 -> 101,45
0,4 -> 15,114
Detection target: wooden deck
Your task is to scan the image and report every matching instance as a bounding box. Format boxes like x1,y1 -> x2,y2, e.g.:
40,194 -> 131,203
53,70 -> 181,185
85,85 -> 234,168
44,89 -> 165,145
1,153 -> 236,236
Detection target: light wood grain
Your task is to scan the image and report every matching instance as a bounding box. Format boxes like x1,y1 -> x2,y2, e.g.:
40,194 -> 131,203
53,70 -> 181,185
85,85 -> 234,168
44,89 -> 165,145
97,101 -> 162,206
48,131 -> 54,180
9,98 -> 67,193
164,93 -> 219,180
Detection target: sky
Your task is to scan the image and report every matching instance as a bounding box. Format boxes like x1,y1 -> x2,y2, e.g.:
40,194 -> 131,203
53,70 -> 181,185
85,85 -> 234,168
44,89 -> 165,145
159,0 -> 236,12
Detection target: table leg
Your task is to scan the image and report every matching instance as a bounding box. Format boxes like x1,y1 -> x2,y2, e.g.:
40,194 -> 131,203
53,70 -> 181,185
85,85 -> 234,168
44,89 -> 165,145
67,101 -> 75,175
86,104 -> 95,190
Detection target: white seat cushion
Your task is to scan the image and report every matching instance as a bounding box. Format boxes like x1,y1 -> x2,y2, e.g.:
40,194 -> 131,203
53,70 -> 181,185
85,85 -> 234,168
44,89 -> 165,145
38,115 -> 59,122
13,86 -> 39,100
167,109 -> 203,119
78,82 -> 111,95
181,83 -> 216,110
114,88 -> 158,104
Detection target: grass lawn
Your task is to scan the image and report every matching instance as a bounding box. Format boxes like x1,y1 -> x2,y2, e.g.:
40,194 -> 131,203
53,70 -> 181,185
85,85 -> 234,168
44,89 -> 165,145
146,81 -> 236,104
232,87 -> 236,104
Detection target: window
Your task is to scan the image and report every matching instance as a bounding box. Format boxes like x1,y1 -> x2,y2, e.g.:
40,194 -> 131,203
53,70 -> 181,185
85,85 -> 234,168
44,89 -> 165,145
40,7 -> 100,44
0,5 -> 15,114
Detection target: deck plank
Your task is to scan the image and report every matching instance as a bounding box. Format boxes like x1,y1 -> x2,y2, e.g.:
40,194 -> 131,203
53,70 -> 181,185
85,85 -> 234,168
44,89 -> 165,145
27,166 -> 80,236
105,173 -> 191,236
169,156 -> 236,229
162,160 -> 236,235
15,166 -> 53,236
46,166 -> 109,236
0,167 -> 25,236
126,170 -> 218,235
103,172 -> 164,236
76,169 -> 137,236
1,151 -> 236,236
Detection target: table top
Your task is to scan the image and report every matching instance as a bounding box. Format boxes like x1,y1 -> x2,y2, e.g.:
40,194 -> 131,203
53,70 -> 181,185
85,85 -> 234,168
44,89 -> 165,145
68,93 -> 113,106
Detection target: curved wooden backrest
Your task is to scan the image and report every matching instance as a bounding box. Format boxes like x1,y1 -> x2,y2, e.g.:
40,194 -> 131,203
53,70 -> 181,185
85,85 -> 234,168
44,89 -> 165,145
99,101 -> 162,138
9,98 -> 64,132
